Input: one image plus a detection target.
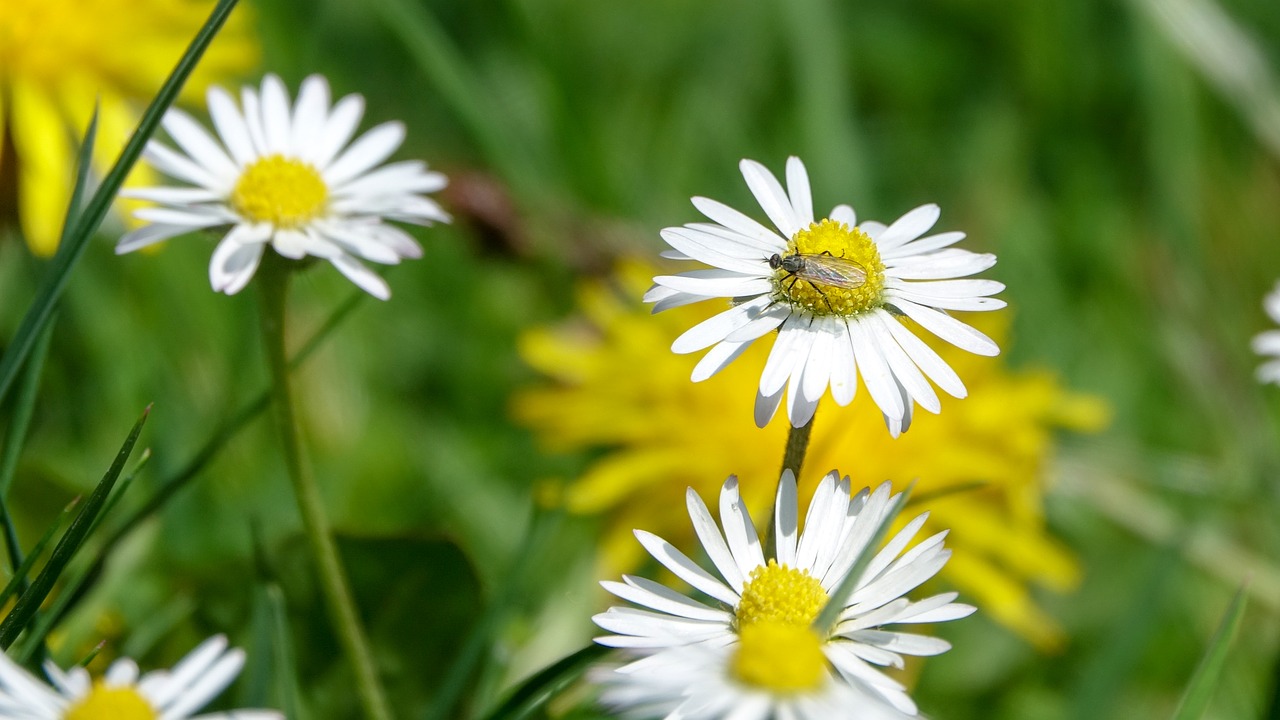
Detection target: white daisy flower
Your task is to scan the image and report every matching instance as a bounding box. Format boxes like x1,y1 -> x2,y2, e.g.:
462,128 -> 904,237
116,73 -> 451,300
593,641 -> 911,720
1253,281 -> 1280,385
648,156 -> 1005,435
592,472 -> 974,717
0,634 -> 281,719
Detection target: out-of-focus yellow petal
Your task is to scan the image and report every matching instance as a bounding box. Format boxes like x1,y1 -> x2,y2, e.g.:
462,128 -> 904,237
513,258 -> 1109,649
0,0 -> 259,254
10,81 -> 72,255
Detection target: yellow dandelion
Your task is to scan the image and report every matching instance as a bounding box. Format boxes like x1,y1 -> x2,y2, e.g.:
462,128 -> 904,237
515,259 -> 1109,650
0,0 -> 259,255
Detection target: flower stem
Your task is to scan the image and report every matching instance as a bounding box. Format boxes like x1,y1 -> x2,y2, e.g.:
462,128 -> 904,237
256,255 -> 393,720
780,416 -> 815,481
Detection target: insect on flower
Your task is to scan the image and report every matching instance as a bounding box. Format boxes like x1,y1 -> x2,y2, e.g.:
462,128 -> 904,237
769,251 -> 868,314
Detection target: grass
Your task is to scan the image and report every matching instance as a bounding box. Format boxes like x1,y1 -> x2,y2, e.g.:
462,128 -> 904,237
2,0 -> 1279,716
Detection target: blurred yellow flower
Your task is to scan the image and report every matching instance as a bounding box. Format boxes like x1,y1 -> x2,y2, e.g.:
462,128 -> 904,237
514,260 -> 1108,650
0,0 -> 259,255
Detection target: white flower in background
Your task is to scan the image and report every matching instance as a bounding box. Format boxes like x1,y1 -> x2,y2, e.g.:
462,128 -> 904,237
1253,281 -> 1280,385
117,73 -> 450,300
592,472 -> 974,717
0,634 -> 281,719
648,156 -> 1004,435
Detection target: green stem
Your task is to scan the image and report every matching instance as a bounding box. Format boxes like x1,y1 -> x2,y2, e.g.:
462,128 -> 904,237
256,256 -> 393,720
780,416 -> 815,480
766,416 -> 816,559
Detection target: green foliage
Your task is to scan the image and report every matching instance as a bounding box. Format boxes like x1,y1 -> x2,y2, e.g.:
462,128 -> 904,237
2,0 -> 1279,717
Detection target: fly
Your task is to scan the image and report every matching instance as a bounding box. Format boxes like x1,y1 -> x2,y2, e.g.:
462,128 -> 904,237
768,251 -> 867,289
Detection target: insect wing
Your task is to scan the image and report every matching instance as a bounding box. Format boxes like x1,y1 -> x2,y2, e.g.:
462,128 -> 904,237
795,254 -> 867,289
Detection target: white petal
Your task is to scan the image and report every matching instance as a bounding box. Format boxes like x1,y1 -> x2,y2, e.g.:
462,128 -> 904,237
143,141 -> 223,190
828,322 -> 859,405
754,386 -> 784,428
634,530 -> 739,606
874,204 -> 940,251
207,85 -> 256,166
329,254 -> 391,300
660,228 -> 772,276
785,156 -> 814,226
239,86 -> 268,157
654,272 -> 772,298
740,158 -> 802,238
116,224 -> 198,254
879,231 -> 967,259
209,231 -> 266,295
718,477 -> 765,580
829,204 -> 857,226
260,74 -> 293,154
291,74 -> 331,154
672,296 -> 774,354
878,313 -> 967,398
323,122 -> 406,186
759,314 -> 815,396
162,108 -> 238,182
691,340 -> 752,382
774,470 -> 799,567
886,249 -> 996,280
310,93 -> 366,168
848,318 -> 905,421
865,318 -> 940,413
686,486 -> 747,593
891,298 -> 1000,356
691,197 -> 788,250
800,320 -> 837,403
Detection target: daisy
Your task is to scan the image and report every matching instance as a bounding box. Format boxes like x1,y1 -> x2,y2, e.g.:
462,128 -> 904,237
593,641 -> 911,720
0,0 -> 256,255
1253,281 -> 1280,385
648,156 -> 1005,435
116,73 -> 450,300
592,472 -> 974,716
0,634 -> 281,719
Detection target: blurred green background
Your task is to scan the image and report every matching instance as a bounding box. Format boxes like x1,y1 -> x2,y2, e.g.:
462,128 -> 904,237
3,0 -> 1280,717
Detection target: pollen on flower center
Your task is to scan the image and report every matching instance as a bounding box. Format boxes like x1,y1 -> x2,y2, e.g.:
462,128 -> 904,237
231,154 -> 328,228
732,621 -> 827,693
736,560 -> 829,628
772,218 -> 886,317
63,683 -> 157,720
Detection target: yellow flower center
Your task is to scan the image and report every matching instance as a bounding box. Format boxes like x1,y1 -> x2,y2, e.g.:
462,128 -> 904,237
736,560 -> 829,628
772,218 -> 886,316
732,621 -> 827,693
231,155 -> 328,228
63,683 -> 157,720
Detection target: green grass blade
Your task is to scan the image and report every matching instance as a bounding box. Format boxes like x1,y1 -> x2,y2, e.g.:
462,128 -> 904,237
54,106 -> 100,251
0,406 -> 150,649
0,317 -> 59,605
0,316 -> 57,502
0,0 -> 240,409
812,482 -> 914,633
0,498 -> 80,608
11,450 -> 155,662
1171,586 -> 1247,720
477,644 -> 610,720
54,290 -> 366,621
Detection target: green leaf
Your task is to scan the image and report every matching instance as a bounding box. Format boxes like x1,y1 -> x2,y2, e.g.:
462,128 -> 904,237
478,644 -> 611,720
0,0 -> 240,409
1170,586 -> 1247,720
56,289 -> 367,622
0,405 -> 149,649
10,450 -> 154,662
0,497 -> 80,608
